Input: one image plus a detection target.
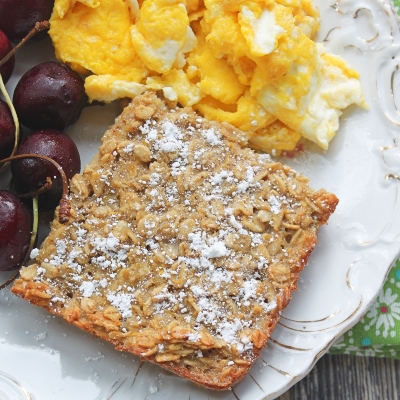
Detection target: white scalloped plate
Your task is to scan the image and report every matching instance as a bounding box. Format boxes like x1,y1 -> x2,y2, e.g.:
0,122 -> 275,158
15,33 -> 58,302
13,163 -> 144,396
1,1 -> 400,399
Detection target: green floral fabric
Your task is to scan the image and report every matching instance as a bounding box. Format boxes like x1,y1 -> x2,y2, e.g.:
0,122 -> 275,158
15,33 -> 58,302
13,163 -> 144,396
330,260 -> 400,358
329,0 -> 400,359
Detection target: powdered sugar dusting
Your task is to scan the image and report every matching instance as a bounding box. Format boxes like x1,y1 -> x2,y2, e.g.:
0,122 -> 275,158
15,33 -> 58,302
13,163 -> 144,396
107,292 -> 136,318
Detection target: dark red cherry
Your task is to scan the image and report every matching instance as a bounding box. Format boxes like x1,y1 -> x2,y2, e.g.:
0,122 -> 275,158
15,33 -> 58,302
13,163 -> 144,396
13,61 -> 88,131
0,98 -> 16,159
0,29 -> 15,83
0,0 -> 54,41
11,129 -> 80,211
0,190 -> 32,271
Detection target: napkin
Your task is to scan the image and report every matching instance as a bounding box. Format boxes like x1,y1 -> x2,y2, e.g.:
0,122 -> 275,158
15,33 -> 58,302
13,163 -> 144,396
329,0 -> 400,360
329,259 -> 400,358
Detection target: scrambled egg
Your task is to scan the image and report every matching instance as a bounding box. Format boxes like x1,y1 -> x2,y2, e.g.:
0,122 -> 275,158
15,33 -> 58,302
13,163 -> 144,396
49,0 -> 365,152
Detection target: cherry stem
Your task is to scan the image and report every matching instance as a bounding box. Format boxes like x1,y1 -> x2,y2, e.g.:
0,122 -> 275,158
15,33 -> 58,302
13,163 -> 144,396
0,196 -> 39,291
6,177 -> 12,191
0,271 -> 19,290
0,73 -> 20,173
22,195 -> 39,267
0,21 -> 50,173
18,177 -> 52,198
0,21 -> 50,69
0,154 -> 71,223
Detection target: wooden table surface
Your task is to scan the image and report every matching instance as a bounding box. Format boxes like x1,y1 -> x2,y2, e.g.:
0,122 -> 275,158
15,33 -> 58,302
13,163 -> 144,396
276,354 -> 400,399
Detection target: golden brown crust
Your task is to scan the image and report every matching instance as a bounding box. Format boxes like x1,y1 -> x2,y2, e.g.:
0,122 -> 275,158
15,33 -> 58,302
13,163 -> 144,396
11,92 -> 338,390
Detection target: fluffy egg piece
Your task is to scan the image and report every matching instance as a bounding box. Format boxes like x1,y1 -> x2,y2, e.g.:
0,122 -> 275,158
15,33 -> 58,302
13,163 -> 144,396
257,44 -> 366,150
130,0 -> 194,74
49,0 -> 147,78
